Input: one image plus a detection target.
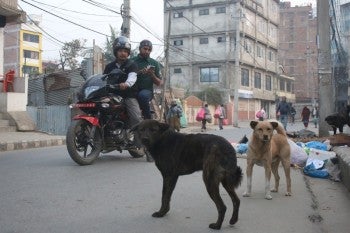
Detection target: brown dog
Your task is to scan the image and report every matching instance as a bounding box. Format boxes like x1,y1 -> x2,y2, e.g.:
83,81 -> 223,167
132,119 -> 243,230
243,120 -> 291,200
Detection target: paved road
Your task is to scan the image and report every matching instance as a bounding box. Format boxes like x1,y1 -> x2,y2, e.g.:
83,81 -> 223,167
0,124 -> 349,233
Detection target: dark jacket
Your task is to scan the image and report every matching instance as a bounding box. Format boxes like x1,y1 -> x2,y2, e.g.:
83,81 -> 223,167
103,59 -> 138,98
277,101 -> 290,115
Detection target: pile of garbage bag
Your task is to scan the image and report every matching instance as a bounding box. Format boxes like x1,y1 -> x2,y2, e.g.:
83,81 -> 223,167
233,136 -> 341,181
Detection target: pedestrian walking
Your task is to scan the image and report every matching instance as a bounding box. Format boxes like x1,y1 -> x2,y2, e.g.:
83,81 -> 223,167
215,104 -> 226,130
312,106 -> 319,128
301,106 -> 311,129
256,107 -> 266,121
276,96 -> 291,130
166,100 -> 183,132
290,105 -> 296,124
200,104 -> 211,132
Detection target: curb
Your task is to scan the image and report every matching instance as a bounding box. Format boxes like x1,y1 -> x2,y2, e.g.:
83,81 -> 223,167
0,138 -> 66,152
332,146 -> 350,192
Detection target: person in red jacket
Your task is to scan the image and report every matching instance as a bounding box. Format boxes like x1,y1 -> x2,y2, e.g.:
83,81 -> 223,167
301,106 -> 311,129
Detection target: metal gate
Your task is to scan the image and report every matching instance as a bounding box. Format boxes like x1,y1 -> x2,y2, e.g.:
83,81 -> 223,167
27,106 -> 71,135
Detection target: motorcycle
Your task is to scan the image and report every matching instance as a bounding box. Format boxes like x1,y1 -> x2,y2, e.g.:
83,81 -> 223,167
66,69 -> 149,165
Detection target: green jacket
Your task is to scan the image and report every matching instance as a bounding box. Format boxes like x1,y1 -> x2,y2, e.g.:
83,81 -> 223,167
131,55 -> 161,91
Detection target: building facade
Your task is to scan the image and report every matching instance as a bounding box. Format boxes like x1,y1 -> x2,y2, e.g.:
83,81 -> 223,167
0,0 -> 26,76
279,2 -> 318,104
4,14 -> 42,78
164,0 -> 295,123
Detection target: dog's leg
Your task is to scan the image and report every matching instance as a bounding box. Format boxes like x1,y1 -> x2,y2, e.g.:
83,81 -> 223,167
243,160 -> 254,197
152,176 -> 178,218
271,160 -> 280,193
263,161 -> 272,200
222,179 -> 240,226
281,158 -> 292,196
203,175 -> 226,230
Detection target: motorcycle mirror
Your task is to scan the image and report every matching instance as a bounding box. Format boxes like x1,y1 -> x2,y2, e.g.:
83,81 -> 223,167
101,74 -> 109,81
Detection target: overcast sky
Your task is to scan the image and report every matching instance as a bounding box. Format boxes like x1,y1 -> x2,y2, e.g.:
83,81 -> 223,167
18,0 -> 316,61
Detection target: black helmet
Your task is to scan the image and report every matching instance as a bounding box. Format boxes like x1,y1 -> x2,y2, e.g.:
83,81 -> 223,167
139,39 -> 152,50
113,36 -> 131,55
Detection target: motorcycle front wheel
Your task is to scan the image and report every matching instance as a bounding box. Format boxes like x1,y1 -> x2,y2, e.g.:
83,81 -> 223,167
66,119 -> 102,165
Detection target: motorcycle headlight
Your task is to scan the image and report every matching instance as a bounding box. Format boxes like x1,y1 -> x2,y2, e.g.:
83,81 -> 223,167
101,103 -> 110,108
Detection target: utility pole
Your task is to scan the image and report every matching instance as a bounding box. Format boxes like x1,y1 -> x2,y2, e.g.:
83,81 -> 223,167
121,0 -> 130,38
317,0 -> 333,137
233,5 -> 241,127
160,6 -> 172,122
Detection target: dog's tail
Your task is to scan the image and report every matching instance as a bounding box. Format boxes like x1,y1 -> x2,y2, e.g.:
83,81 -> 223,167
268,119 -> 287,136
230,166 -> 243,188
210,142 -> 243,188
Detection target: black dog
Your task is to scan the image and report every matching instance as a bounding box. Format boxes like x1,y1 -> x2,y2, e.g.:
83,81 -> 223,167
132,119 -> 243,230
325,105 -> 350,135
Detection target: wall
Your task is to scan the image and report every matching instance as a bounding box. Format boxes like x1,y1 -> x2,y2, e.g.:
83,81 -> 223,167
0,76 -> 27,112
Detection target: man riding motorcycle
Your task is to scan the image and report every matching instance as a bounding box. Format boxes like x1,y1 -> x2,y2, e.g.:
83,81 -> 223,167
103,36 -> 143,129
103,36 -> 153,162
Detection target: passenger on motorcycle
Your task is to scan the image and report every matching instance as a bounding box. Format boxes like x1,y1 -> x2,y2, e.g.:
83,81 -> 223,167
132,39 -> 163,119
103,36 -> 143,128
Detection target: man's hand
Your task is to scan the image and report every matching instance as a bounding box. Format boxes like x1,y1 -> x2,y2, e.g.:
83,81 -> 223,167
119,82 -> 128,90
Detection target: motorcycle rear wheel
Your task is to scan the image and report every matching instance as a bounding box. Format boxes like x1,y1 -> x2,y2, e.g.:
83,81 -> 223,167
66,119 -> 102,165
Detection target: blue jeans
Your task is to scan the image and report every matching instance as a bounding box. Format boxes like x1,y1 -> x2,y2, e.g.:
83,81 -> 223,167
137,89 -> 153,119
279,114 -> 288,130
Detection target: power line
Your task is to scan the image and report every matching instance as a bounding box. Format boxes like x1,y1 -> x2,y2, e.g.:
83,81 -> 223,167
29,0 -> 119,17
20,0 -> 110,37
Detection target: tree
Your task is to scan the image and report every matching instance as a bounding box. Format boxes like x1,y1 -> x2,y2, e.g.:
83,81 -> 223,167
104,26 -> 119,64
196,87 -> 223,106
59,39 -> 86,70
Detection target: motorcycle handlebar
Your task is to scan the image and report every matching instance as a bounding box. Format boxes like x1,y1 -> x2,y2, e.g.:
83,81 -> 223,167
106,84 -> 120,90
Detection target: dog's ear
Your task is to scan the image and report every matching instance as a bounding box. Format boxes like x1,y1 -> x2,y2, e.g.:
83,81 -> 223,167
159,122 -> 170,132
270,121 -> 279,129
250,121 -> 258,129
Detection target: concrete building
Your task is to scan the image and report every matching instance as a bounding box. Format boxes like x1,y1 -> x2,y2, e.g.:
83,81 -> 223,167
279,2 -> 318,105
164,0 -> 295,124
0,0 -> 26,76
4,14 -> 43,78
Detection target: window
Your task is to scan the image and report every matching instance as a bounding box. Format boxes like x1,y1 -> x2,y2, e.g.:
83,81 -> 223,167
257,45 -> 262,58
24,50 -> 39,59
289,66 -> 294,74
279,79 -> 285,91
200,67 -> 219,83
23,33 -> 39,43
265,75 -> 272,91
23,65 -> 39,75
217,36 -> 226,43
244,40 -> 252,53
174,68 -> 182,74
199,9 -> 209,16
216,7 -> 226,14
199,38 -> 208,44
254,72 -> 262,89
268,51 -> 274,61
286,80 -> 292,92
241,68 -> 249,87
173,40 -> 183,46
173,12 -> 183,18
